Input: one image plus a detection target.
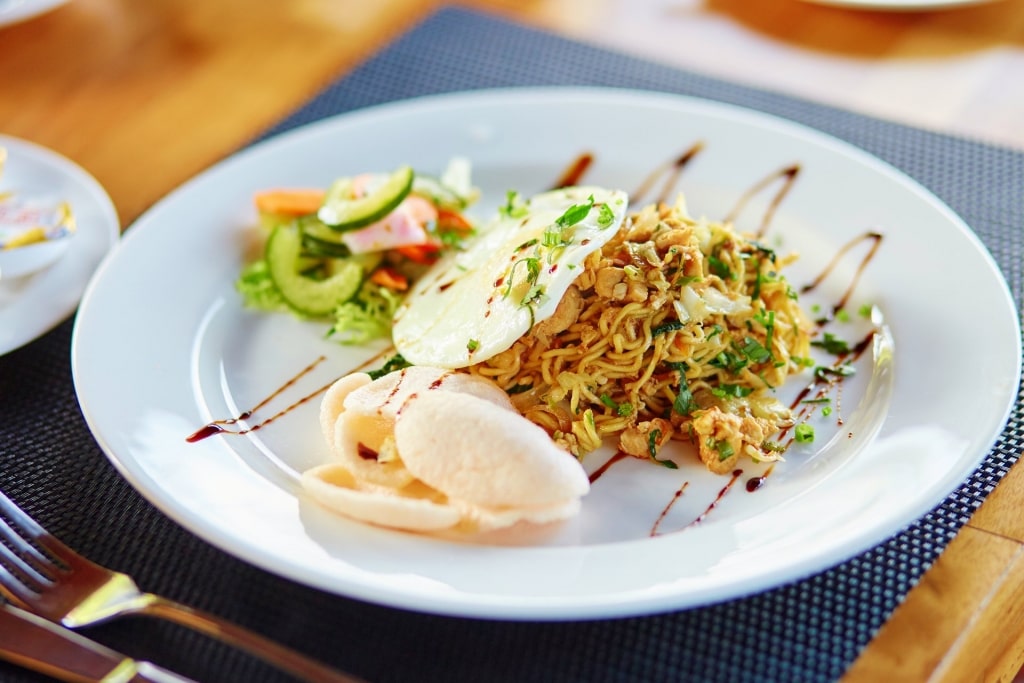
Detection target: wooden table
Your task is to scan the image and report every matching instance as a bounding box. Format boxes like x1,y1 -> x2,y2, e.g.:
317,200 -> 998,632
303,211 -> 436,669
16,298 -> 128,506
2,0 -> 1022,680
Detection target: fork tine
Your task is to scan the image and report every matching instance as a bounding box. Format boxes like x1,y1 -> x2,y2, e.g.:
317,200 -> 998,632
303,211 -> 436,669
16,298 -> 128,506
0,490 -> 79,570
0,508 -> 55,608
0,556 -> 45,607
0,512 -> 56,578
0,490 -> 48,538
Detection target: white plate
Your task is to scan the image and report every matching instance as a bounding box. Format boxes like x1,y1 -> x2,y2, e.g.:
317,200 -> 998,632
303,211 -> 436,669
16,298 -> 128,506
71,88 -> 1020,620
0,136 -> 118,356
0,0 -> 67,26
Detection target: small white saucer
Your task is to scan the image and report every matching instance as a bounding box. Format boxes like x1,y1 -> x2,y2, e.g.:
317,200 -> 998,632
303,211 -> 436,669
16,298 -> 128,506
0,136 -> 118,355
0,0 -> 69,27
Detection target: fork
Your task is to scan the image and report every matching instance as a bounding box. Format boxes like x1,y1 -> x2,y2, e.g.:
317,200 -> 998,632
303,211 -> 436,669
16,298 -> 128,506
0,490 -> 365,683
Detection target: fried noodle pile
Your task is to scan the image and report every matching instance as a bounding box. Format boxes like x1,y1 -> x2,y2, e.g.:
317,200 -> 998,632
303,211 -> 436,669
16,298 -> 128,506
467,196 -> 812,473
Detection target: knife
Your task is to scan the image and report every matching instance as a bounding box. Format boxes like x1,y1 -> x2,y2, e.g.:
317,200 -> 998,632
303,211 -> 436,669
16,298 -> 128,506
0,603 -> 196,683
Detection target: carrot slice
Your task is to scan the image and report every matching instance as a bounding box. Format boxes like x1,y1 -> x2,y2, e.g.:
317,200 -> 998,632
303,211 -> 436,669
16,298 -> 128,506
436,208 -> 474,234
254,189 -> 326,217
396,243 -> 441,265
369,267 -> 409,291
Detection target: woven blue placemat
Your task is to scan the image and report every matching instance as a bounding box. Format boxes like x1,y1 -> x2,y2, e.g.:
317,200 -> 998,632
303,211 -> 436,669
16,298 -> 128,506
1,8 -> 1021,683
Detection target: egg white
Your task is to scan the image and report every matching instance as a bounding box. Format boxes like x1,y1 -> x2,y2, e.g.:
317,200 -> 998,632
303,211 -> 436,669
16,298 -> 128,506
392,186 -> 629,368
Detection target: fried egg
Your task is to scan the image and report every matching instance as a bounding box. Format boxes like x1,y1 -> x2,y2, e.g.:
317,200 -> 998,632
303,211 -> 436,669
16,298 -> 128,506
392,186 -> 628,368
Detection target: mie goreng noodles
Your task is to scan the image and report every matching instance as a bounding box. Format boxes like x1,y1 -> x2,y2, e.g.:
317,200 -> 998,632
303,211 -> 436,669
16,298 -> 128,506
467,196 -> 812,473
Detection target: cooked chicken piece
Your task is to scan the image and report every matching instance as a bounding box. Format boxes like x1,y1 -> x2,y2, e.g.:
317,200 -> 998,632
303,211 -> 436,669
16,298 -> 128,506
532,284 -> 582,345
618,418 -> 674,459
690,407 -> 774,474
594,266 -> 625,299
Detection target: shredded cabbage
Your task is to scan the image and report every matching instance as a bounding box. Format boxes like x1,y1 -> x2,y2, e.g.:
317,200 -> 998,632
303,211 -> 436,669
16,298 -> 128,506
326,281 -> 402,344
236,260 -> 286,311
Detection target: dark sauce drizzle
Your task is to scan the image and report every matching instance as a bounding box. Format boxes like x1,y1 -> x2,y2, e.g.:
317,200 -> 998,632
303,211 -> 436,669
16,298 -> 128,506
801,231 -> 884,324
190,148 -> 887,534
186,348 -> 394,443
550,152 -> 594,189
746,464 -> 775,493
588,451 -> 629,484
687,469 -> 744,528
742,231 -> 883,491
631,142 -> 704,205
777,328 -> 877,448
650,480 -> 690,537
724,164 -> 801,239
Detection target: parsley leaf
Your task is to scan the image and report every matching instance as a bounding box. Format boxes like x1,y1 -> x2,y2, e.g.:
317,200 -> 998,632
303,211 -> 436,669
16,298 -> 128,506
555,194 -> 594,228
749,241 -> 777,263
739,336 -> 772,365
708,255 -> 733,280
648,429 -> 678,469
368,354 -> 411,380
811,332 -> 851,355
599,394 -> 633,417
653,320 -> 685,337
710,350 -> 748,374
673,381 -> 699,416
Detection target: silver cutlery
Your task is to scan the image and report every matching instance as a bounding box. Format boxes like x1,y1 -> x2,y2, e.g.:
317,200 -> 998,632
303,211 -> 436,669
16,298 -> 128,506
0,602 -> 195,683
0,490 -> 365,683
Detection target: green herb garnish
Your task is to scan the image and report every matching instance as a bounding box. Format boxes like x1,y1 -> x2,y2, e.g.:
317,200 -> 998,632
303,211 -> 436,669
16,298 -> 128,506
499,190 -> 528,218
708,255 -> 733,280
794,423 -> 814,443
814,364 -> 856,380
648,429 -> 678,469
673,381 -> 698,416
739,336 -> 772,365
368,354 -> 411,380
599,394 -> 633,417
555,194 -> 595,228
711,384 -> 753,399
708,438 -> 735,461
710,350 -> 748,375
811,332 -> 851,355
653,320 -> 685,337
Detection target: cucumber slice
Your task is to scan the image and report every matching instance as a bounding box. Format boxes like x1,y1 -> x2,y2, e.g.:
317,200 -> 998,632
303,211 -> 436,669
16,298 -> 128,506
317,165 -> 414,231
412,175 -> 465,210
301,233 -> 351,258
296,215 -> 353,257
266,225 -> 362,317
301,222 -> 351,259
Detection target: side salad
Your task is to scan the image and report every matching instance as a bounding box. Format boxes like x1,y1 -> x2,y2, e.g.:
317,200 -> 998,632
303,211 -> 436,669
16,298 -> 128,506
236,159 -> 478,342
